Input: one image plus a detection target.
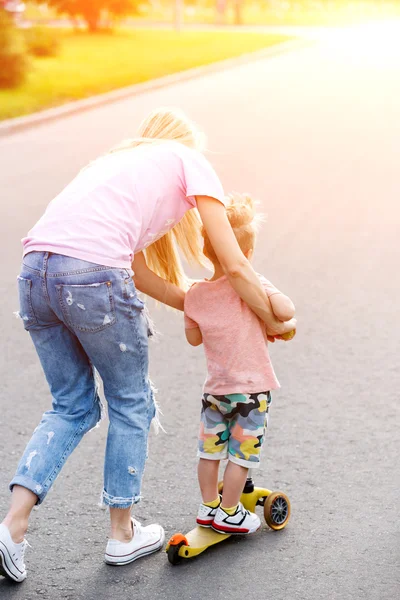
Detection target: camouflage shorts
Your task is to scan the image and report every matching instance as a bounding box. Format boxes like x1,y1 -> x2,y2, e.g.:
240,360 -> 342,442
198,391 -> 272,468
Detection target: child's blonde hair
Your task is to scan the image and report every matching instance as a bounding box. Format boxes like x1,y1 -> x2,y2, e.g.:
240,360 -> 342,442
203,193 -> 259,263
110,107 -> 207,289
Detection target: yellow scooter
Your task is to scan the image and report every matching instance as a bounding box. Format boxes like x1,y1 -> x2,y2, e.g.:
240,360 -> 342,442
166,477 -> 290,565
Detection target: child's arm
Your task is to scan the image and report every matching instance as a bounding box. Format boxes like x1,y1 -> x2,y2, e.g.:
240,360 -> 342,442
184,290 -> 203,346
132,251 -> 185,311
185,327 -> 203,346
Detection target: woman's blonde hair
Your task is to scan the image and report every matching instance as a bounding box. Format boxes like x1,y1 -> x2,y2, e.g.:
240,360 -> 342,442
203,193 -> 260,263
111,107 -> 207,289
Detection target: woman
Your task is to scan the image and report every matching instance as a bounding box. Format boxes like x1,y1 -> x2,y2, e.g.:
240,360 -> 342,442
0,108 -> 296,582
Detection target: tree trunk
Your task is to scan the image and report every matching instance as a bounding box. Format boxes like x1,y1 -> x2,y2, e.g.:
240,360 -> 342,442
82,7 -> 102,32
175,0 -> 183,32
216,0 -> 226,25
85,16 -> 100,32
70,16 -> 80,31
233,0 -> 243,26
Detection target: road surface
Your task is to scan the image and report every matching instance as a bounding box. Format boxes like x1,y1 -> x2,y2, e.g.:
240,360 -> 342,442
0,22 -> 399,600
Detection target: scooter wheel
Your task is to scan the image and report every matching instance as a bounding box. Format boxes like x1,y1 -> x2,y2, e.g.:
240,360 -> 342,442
167,542 -> 184,565
264,491 -> 291,530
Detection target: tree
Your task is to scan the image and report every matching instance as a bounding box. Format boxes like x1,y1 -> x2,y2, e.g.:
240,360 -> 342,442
216,0 -> 244,26
44,0 -> 137,32
0,7 -> 28,88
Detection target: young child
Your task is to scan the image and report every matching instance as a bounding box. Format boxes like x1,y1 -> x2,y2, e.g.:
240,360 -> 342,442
184,193 -> 296,534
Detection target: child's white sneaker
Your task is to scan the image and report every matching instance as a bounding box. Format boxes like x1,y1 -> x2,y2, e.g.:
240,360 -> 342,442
105,518 -> 165,566
0,524 -> 28,583
212,503 -> 261,534
196,499 -> 221,527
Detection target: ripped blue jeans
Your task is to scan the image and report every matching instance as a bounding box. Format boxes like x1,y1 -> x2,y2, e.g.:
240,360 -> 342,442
11,252 -> 155,509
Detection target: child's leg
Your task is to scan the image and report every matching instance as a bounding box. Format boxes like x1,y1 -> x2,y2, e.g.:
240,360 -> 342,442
196,396 -> 230,526
210,393 -> 271,534
197,394 -> 229,503
221,461 -> 248,509
198,458 -> 220,503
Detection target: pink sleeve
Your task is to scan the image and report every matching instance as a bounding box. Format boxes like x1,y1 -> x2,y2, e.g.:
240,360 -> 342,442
181,148 -> 225,207
184,284 -> 200,329
184,313 -> 199,330
258,275 -> 281,297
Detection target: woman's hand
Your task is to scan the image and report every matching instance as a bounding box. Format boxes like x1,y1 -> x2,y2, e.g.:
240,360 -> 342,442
132,252 -> 185,311
196,196 -> 291,332
267,321 -> 297,342
266,317 -> 297,338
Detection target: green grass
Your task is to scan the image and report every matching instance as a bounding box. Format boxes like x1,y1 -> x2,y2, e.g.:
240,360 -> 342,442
1,29 -> 291,120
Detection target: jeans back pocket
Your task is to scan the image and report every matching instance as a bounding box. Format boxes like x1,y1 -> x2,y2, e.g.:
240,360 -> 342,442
57,281 -> 116,333
17,276 -> 38,330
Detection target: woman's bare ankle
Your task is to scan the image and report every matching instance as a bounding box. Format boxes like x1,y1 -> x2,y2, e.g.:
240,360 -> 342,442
2,515 -> 28,543
110,522 -> 134,543
109,506 -> 133,542
3,485 -> 37,542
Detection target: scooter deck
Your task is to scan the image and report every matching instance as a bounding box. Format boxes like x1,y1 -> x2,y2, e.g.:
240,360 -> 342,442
166,526 -> 231,561
186,526 -> 230,549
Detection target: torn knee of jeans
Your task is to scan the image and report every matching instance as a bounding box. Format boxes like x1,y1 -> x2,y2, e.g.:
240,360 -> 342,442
119,342 -> 127,352
149,380 -> 165,435
13,311 -> 29,321
88,390 -> 105,433
128,466 -> 137,475
143,305 -> 156,338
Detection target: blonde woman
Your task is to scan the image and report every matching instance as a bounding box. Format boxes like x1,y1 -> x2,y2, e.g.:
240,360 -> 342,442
0,108 -> 296,582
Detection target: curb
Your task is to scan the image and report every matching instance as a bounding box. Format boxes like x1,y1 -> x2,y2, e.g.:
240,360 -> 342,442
0,39 -> 309,138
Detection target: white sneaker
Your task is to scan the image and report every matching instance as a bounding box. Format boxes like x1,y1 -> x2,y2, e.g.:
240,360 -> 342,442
105,518 -> 165,566
212,503 -> 261,534
196,499 -> 221,528
0,524 -> 28,583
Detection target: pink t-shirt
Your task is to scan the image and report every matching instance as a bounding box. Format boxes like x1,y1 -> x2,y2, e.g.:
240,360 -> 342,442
22,141 -> 225,268
184,275 -> 281,395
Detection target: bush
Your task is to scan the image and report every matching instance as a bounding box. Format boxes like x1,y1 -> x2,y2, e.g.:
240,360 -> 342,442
24,26 -> 60,57
0,9 -> 29,88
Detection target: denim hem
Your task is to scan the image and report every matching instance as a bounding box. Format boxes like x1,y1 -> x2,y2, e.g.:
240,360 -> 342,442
228,454 -> 261,469
9,475 -> 46,505
101,490 -> 141,509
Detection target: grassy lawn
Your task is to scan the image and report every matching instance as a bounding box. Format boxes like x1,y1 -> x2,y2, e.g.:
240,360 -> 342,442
24,1 -> 400,28
1,29 -> 291,121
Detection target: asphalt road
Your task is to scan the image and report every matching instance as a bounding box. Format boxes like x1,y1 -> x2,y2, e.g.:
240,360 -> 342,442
1,23 -> 399,600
